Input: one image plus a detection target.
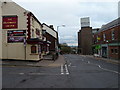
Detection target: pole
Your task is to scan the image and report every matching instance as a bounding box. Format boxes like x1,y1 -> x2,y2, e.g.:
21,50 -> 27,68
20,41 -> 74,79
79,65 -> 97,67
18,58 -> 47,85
57,26 -> 59,54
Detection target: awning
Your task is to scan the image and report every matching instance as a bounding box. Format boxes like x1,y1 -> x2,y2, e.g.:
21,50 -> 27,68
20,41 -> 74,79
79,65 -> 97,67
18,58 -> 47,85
27,38 -> 43,44
26,38 -> 51,45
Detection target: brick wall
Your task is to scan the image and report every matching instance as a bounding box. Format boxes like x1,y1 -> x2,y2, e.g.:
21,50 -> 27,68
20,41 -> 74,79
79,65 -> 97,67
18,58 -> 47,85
78,27 -> 93,55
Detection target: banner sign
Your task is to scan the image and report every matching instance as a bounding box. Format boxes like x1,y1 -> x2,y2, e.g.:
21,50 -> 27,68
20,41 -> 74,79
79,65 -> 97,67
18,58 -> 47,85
7,30 -> 26,43
7,30 -> 26,36
2,16 -> 18,29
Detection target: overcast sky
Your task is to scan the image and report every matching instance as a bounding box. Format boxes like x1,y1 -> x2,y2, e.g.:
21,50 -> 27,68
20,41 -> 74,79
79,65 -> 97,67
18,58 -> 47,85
12,0 -> 119,46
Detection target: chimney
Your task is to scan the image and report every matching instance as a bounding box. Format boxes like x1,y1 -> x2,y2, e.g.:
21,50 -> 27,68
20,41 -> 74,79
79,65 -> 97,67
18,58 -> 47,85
49,25 -> 54,30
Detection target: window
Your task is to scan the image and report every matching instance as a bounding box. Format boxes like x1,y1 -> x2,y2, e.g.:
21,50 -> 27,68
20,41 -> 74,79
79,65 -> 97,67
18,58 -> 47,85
103,34 -> 106,41
36,28 -> 40,38
115,49 -> 118,54
111,49 -> 114,54
32,29 -> 34,38
96,36 -> 98,42
31,45 -> 37,53
111,30 -> 115,40
32,18 -> 34,26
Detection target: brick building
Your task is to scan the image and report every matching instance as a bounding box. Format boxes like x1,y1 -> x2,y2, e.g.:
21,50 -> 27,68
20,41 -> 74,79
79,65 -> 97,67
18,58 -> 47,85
42,23 -> 58,53
93,17 -> 120,60
78,17 -> 93,55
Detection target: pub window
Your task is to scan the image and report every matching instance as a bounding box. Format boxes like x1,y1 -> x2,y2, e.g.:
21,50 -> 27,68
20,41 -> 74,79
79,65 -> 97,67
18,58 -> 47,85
32,29 -> 34,38
31,45 -> 37,53
115,49 -> 118,54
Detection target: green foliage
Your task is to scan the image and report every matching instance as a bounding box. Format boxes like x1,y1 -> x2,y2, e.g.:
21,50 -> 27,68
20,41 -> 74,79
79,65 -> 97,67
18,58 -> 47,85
59,43 -> 72,54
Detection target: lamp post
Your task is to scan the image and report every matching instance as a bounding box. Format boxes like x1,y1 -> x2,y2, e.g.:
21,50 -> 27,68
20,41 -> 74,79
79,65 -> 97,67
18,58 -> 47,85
56,25 -> 65,54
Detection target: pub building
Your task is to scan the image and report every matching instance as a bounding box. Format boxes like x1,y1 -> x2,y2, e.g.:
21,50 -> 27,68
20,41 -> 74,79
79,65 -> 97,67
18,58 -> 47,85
1,1 -> 52,61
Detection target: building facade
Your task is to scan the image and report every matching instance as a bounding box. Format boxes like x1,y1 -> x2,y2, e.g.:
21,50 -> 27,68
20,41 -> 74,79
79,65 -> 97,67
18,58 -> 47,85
42,23 -> 58,54
78,17 -> 93,55
0,1 -> 56,61
93,18 -> 120,60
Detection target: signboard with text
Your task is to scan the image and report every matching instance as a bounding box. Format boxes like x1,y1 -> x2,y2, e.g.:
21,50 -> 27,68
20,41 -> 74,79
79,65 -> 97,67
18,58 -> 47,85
2,16 -> 18,29
7,30 -> 26,43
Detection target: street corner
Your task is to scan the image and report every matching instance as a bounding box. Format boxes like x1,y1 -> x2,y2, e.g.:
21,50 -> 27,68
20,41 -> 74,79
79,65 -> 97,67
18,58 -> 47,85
48,55 -> 66,67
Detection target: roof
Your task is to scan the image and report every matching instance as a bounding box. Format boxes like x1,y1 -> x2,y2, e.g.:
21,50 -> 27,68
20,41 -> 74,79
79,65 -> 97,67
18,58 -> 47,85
29,12 -> 42,27
99,17 -> 120,32
42,23 -> 57,33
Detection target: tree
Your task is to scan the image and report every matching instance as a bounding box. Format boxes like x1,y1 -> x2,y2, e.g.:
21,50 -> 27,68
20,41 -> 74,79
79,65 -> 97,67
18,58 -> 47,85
59,43 -> 72,54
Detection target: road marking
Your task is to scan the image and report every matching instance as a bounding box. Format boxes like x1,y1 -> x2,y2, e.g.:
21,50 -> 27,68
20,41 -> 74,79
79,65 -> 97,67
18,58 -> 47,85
81,59 -> 84,61
87,61 -> 90,64
98,65 -> 120,74
68,63 -> 71,66
61,64 -> 70,75
87,61 -> 120,75
61,65 -> 64,74
19,73 -> 24,75
65,64 -> 69,75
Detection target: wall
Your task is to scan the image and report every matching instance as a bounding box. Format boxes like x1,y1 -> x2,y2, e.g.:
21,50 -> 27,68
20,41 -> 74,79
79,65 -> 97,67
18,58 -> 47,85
109,46 -> 119,59
30,17 -> 42,39
0,1 -> 2,89
78,30 -> 81,53
26,44 -> 39,61
81,27 -> 93,55
2,1 -> 28,60
44,32 -> 56,52
43,24 -> 57,39
0,1 -> 2,59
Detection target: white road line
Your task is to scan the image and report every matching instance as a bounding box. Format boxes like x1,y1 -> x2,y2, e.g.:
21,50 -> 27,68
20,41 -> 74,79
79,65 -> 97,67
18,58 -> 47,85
87,61 -> 120,75
65,64 -> 69,75
68,63 -> 71,66
19,73 -> 24,75
98,65 -> 120,74
61,65 -> 64,74
81,59 -> 84,61
87,61 -> 90,64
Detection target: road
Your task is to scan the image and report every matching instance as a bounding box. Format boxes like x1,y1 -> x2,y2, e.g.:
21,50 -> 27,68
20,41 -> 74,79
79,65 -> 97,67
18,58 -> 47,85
2,54 -> 119,88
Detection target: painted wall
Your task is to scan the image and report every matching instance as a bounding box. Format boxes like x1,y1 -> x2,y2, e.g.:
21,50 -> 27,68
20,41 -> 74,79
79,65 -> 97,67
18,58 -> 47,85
1,1 -> 44,60
30,17 -> 42,39
1,1 -> 28,60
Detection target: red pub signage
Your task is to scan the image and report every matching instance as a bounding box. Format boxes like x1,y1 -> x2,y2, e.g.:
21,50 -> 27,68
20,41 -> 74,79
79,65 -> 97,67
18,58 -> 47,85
2,16 -> 18,29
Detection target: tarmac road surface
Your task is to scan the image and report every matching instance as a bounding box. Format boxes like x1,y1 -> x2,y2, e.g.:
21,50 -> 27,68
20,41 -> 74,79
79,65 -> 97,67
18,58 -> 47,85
2,54 -> 119,88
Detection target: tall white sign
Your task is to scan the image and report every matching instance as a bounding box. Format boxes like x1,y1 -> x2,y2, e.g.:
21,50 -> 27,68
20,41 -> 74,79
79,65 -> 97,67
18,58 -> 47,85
81,17 -> 90,27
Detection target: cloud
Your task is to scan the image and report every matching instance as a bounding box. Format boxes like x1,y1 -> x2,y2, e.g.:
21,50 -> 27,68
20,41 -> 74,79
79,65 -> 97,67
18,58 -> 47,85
12,0 -> 119,46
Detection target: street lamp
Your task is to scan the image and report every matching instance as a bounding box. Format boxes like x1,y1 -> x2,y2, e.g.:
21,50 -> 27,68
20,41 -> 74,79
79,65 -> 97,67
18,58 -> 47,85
57,25 -> 65,32
57,25 -> 65,40
56,25 -> 65,54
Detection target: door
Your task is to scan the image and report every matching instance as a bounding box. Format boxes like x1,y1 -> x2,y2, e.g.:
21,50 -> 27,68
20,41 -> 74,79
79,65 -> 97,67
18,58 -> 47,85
38,44 -> 42,59
102,47 -> 107,58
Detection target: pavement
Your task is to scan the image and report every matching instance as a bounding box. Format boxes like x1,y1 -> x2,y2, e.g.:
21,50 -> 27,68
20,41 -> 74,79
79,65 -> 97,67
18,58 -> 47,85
1,54 -> 119,67
81,55 -> 120,65
1,55 -> 65,67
